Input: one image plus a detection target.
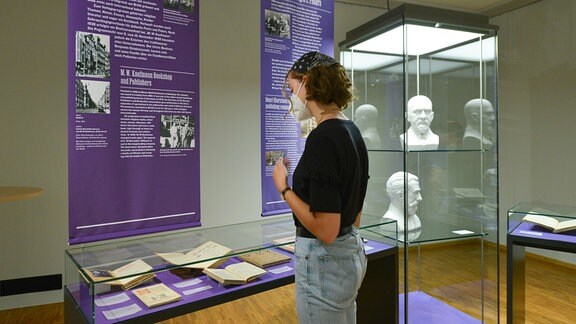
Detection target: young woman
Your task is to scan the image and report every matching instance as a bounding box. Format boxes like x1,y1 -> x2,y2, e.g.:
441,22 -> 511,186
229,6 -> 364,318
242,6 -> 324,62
272,51 -> 369,323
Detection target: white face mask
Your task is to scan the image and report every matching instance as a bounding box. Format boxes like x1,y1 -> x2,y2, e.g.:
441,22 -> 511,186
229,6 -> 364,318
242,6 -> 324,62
290,82 -> 313,122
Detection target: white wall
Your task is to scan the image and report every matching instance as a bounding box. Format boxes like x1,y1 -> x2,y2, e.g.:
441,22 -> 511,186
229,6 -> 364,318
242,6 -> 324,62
492,0 -> 576,263
0,2 -> 68,309
0,1 -> 384,309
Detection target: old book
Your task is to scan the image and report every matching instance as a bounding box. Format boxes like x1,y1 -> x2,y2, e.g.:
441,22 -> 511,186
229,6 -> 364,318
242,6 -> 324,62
156,241 -> 231,270
272,236 -> 295,253
202,261 -> 267,285
80,268 -> 115,284
522,214 -> 576,233
132,283 -> 181,308
109,259 -> 156,290
238,249 -> 291,268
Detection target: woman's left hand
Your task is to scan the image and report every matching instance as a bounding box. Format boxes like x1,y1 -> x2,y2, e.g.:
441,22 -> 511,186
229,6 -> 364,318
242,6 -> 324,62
272,158 -> 289,193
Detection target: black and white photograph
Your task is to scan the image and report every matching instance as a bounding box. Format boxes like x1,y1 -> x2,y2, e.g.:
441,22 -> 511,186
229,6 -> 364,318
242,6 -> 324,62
164,0 -> 179,10
180,0 -> 194,13
264,9 -> 290,39
75,79 -> 110,114
160,115 -> 195,149
75,31 -> 110,78
265,150 -> 286,166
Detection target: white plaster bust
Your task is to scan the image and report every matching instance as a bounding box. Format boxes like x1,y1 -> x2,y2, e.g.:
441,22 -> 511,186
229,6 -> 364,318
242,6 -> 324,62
400,95 -> 439,150
382,171 -> 422,241
355,104 -> 382,150
463,98 -> 495,150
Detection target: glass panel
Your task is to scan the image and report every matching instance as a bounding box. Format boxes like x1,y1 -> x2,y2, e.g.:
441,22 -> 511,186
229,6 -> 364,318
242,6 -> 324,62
341,5 -> 498,322
65,215 -> 397,323
509,202 -> 576,233
342,50 -> 404,152
351,24 -> 484,56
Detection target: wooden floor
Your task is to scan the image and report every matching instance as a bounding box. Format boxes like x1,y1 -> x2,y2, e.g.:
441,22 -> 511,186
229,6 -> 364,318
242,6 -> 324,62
1,243 -> 575,324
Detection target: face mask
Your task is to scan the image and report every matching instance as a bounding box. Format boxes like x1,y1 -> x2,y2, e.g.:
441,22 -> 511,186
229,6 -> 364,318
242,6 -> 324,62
290,82 -> 312,122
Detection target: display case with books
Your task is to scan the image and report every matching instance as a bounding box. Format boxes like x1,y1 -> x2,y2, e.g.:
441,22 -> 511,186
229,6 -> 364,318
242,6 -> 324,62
339,4 -> 499,323
508,202 -> 576,237
64,214 -> 398,323
507,202 -> 576,322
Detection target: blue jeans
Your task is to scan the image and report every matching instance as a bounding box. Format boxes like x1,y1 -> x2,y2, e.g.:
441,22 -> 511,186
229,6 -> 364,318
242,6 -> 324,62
294,227 -> 367,324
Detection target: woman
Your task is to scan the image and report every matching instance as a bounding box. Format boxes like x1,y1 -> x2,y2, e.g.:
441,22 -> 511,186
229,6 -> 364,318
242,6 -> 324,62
272,51 -> 369,323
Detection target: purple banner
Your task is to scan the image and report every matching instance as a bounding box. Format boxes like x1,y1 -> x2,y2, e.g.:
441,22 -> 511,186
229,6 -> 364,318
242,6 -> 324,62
68,0 -> 200,244
260,0 -> 334,216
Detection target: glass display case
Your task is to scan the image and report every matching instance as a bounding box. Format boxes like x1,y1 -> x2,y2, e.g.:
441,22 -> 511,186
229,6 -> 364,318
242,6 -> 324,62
507,202 -> 576,323
65,215 -> 397,323
339,4 -> 499,323
508,202 -> 576,236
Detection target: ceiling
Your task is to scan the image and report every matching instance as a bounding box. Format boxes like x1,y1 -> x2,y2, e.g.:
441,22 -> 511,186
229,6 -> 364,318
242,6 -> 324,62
339,0 -> 541,17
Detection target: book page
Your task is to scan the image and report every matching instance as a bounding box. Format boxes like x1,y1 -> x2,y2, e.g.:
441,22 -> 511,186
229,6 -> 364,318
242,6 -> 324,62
226,262 -> 267,280
554,219 -> 576,232
156,241 -> 231,269
184,241 -> 231,268
204,268 -> 242,281
132,283 -> 181,308
239,249 -> 290,267
110,259 -> 153,285
522,214 -> 559,230
273,236 -> 295,253
81,268 -> 114,283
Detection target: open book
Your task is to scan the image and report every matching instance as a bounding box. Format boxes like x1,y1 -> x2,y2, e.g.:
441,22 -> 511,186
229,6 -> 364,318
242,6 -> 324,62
108,259 -> 156,290
522,214 -> 576,233
81,260 -> 155,289
156,241 -> 232,271
238,249 -> 291,268
80,259 -> 156,290
272,236 -> 295,253
132,283 -> 181,308
202,261 -> 267,285
80,268 -> 115,284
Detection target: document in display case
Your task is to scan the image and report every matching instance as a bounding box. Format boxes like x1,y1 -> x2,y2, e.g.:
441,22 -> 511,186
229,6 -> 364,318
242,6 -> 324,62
65,214 -> 398,323
507,202 -> 576,323
132,283 -> 182,308
202,261 -> 267,286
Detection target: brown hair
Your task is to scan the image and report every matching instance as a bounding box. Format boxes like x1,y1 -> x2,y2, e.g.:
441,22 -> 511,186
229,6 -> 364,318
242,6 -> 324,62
306,63 -> 355,112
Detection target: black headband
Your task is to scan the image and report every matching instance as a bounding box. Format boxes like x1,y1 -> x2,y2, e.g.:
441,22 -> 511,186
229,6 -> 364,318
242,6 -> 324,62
290,51 -> 338,73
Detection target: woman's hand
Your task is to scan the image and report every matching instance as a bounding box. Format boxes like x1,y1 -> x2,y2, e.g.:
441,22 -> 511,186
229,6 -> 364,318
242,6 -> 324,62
272,158 -> 289,193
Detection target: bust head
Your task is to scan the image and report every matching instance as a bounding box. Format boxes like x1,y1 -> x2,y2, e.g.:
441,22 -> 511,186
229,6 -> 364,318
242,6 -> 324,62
386,171 -> 422,217
407,95 -> 434,136
355,104 -> 378,130
355,104 -> 381,149
463,98 -> 495,137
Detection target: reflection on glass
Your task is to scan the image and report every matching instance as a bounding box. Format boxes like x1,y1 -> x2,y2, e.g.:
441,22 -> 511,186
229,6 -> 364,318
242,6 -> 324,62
355,104 -> 382,150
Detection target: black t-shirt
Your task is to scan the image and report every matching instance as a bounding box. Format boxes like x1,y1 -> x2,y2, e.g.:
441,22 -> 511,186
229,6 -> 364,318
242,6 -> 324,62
292,119 -> 369,229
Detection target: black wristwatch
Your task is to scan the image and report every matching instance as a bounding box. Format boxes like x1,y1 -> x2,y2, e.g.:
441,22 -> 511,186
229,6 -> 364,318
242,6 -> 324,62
281,186 -> 292,200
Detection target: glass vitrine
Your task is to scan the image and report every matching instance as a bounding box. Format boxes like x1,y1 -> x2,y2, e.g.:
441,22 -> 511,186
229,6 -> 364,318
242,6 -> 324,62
340,4 -> 499,323
507,202 -> 576,323
65,215 -> 397,323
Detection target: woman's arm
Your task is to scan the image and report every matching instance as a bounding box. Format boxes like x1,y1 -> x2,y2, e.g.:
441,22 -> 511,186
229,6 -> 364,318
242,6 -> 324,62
354,211 -> 362,228
272,158 -> 340,243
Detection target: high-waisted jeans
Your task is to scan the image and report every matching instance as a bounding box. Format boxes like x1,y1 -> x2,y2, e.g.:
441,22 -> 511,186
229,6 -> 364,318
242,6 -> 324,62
294,226 -> 367,324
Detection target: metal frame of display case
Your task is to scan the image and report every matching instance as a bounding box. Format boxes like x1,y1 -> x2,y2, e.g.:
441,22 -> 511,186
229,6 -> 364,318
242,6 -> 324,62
64,215 -> 398,323
507,202 -> 576,323
339,4 -> 500,323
